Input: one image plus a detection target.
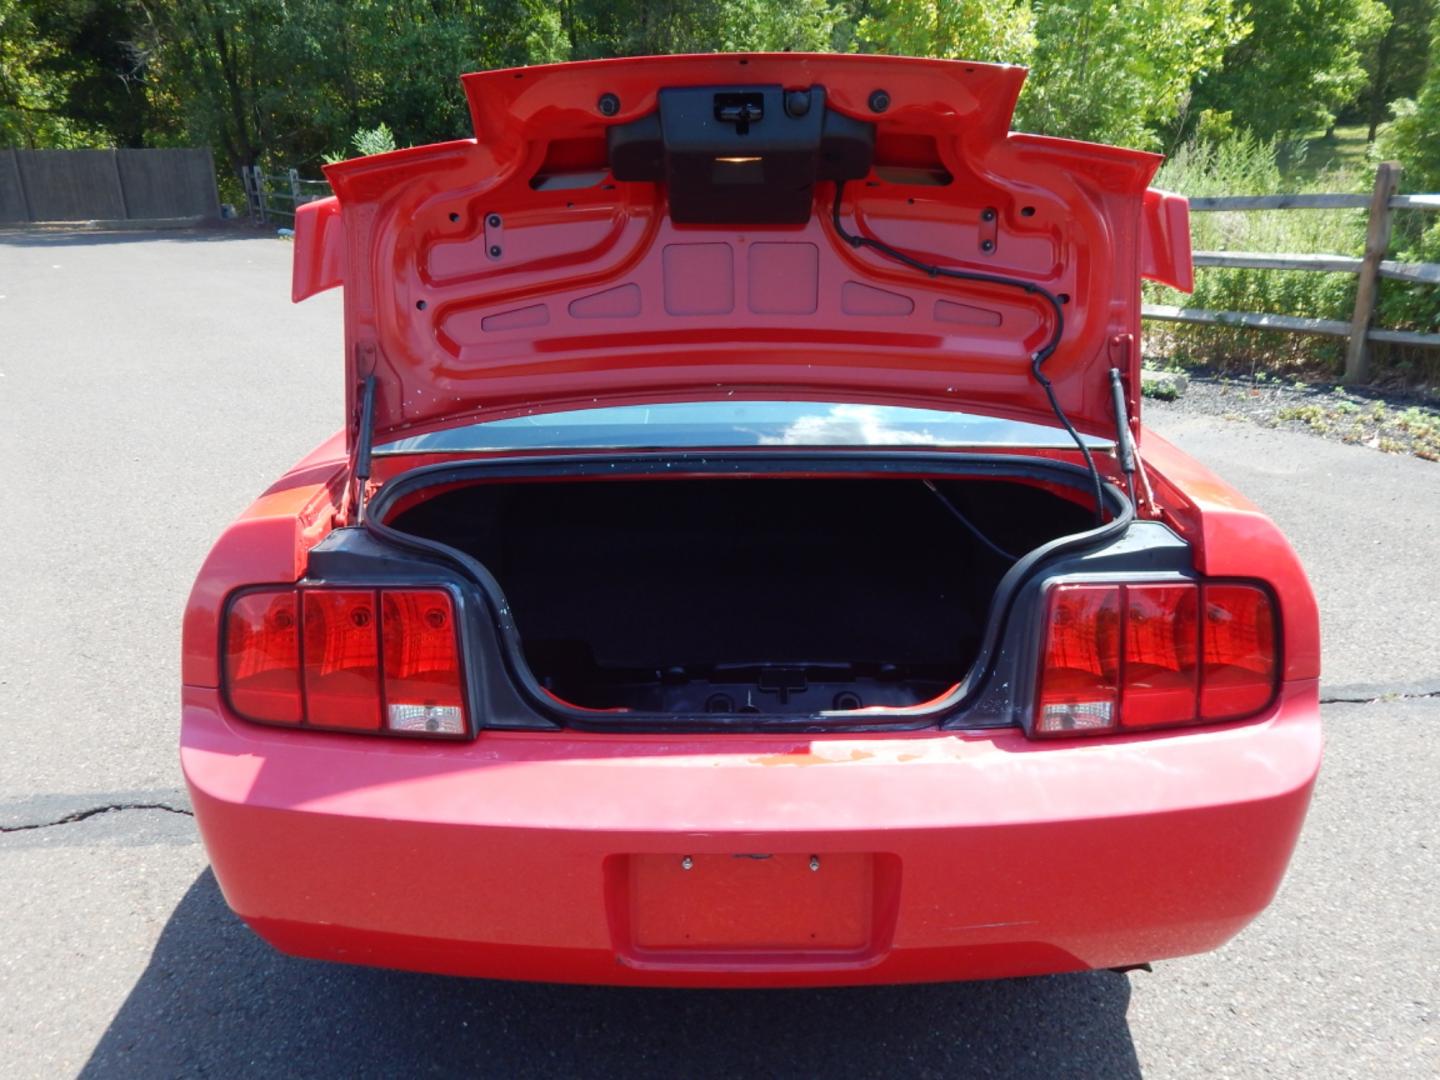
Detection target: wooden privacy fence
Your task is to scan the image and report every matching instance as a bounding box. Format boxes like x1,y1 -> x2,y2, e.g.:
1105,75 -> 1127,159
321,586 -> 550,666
1,148 -> 219,225
1142,162 -> 1440,384
241,166 -> 331,225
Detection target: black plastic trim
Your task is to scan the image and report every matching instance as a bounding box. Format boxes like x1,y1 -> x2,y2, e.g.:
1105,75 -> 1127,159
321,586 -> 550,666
357,450 -> 1137,733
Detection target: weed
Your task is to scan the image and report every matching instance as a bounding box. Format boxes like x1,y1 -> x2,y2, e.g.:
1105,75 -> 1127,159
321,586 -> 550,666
1143,381 -> 1180,402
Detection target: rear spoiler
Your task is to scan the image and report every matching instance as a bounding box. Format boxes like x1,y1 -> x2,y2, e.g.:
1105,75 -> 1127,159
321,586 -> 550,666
292,196 -> 345,302
1139,188 -> 1193,292
292,180 -> 1191,301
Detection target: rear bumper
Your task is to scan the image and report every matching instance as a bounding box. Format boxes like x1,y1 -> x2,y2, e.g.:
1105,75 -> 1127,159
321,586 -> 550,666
182,682 -> 1321,987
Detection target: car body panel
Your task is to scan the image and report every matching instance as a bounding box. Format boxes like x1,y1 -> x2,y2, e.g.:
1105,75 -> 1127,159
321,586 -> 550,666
292,53 -> 1193,451
1139,425 -> 1320,682
182,414 -> 1321,984
184,679 -> 1319,986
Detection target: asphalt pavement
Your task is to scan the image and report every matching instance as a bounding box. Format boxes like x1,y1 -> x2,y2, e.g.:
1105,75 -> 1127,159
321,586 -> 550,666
1,227 -> 1436,1078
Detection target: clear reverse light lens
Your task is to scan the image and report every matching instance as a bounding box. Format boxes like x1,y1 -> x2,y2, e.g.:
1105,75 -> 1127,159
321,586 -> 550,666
386,702 -> 465,734
1038,700 -> 1114,733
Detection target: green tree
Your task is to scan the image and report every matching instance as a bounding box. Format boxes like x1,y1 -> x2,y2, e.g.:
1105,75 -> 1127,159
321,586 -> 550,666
856,0 -> 1036,64
0,0 -> 123,147
1358,0 -> 1436,140
133,0 -> 568,172
1380,16 -> 1440,188
559,0 -> 841,57
1190,0 -> 1392,139
1016,0 -> 1246,149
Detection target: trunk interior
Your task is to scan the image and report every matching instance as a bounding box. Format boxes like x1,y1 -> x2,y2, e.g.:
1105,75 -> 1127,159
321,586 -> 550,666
388,476 -> 1092,715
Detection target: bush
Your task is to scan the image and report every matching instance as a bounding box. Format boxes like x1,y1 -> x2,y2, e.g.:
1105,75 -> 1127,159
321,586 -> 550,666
1144,134 -> 1364,374
323,123 -> 397,165
1378,18 -> 1440,192
1370,17 -> 1440,385
1375,219 -> 1440,386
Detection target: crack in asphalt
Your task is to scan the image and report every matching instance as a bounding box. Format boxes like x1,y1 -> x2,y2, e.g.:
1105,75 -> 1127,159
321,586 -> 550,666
1319,684 -> 1440,705
0,803 -> 195,834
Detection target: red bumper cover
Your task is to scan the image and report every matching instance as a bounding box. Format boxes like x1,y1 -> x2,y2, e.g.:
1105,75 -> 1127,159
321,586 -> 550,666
182,682 -> 1320,987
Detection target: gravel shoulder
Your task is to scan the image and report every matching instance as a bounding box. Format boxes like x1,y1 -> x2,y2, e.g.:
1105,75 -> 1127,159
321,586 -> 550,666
1144,372 -> 1440,461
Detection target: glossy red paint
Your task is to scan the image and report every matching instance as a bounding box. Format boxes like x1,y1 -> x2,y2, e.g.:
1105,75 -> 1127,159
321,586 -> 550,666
293,53 -> 1192,449
181,55 -> 1322,987
1139,426 -> 1321,683
184,680 -> 1319,986
182,435 -> 1321,983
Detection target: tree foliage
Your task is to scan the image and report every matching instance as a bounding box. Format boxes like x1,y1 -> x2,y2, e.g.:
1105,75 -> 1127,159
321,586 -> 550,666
856,0 -> 1036,65
0,0 -> 1431,168
1380,15 -> 1440,190
1189,0 -> 1392,139
1355,0 -> 1436,139
1,0 -> 150,147
1015,0 -> 1246,149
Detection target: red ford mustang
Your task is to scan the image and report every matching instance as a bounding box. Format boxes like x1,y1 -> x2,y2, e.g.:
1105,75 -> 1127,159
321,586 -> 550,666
182,54 -> 1321,987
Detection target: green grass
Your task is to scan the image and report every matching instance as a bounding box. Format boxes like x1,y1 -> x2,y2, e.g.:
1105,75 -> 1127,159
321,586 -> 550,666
1286,124 -> 1373,183
1144,128 -> 1440,391
1145,133 -> 1367,377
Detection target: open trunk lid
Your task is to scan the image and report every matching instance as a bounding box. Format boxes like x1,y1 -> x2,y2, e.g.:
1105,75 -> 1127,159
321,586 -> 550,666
292,53 -> 1193,451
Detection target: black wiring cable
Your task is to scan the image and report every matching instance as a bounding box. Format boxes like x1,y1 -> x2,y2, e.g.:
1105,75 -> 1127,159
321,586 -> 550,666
830,181 -> 1106,525
922,480 -> 1019,562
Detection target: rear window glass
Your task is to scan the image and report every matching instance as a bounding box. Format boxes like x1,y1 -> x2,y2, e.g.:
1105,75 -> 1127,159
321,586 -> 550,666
376,401 -> 1111,454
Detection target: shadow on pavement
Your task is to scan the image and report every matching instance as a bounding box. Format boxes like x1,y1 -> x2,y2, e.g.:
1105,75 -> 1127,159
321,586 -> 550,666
81,871 -> 1140,1079
0,225 -> 270,247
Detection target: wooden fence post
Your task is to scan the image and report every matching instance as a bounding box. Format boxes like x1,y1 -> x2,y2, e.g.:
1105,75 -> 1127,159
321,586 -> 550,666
1343,161 -> 1401,384
254,166 -> 269,224
288,168 -> 301,209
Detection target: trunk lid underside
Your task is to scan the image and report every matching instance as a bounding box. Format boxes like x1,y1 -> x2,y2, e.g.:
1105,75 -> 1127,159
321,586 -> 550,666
293,54 -> 1193,449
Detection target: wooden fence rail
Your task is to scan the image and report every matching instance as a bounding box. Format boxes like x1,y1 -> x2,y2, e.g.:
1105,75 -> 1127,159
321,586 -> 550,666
1143,161 -> 1440,383
240,166 -> 329,225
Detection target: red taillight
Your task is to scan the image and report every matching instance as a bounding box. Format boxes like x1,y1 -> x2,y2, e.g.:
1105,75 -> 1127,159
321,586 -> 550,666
1035,581 -> 1276,737
1036,585 -> 1120,734
302,589 -> 382,731
1122,584 -> 1199,729
224,591 -> 302,723
222,586 -> 467,737
381,590 -> 465,735
1200,584 -> 1278,721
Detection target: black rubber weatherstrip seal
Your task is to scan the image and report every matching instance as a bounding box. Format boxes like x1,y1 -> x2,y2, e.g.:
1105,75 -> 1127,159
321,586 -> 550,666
363,450 -> 1133,733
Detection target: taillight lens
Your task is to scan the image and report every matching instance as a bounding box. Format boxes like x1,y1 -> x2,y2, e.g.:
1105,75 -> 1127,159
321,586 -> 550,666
224,591 -> 302,723
381,591 -> 465,735
1034,581 -> 1276,737
302,590 -> 382,731
222,586 -> 468,737
1122,584 -> 1199,729
1200,584 -> 1278,721
1036,585 -> 1121,734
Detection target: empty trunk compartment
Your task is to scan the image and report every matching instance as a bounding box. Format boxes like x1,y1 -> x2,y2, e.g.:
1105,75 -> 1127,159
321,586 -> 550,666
385,474 -> 1094,715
